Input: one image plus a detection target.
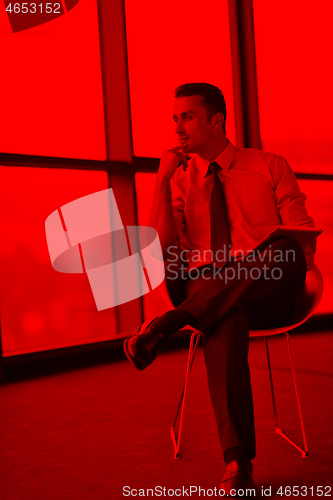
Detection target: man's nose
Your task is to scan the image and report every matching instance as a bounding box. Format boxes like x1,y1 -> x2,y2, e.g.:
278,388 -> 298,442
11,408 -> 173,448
175,120 -> 184,134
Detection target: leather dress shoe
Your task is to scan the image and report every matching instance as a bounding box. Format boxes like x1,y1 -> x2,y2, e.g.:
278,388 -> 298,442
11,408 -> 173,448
123,318 -> 168,371
220,460 -> 254,496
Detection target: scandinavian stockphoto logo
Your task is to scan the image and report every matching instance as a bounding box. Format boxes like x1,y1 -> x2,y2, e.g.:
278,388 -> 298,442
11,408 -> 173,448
3,0 -> 80,33
45,189 -> 165,311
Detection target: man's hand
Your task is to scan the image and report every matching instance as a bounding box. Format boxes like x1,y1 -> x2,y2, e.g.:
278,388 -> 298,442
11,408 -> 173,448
158,146 -> 189,180
303,244 -> 314,271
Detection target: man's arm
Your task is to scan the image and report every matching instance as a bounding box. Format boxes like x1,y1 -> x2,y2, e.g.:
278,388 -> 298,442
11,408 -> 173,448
273,155 -> 316,270
148,147 -> 188,260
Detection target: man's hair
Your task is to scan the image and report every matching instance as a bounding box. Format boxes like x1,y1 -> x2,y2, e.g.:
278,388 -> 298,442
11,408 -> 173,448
175,83 -> 227,132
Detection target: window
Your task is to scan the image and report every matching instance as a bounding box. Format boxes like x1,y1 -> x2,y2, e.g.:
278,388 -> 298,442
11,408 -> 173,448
0,167 -> 118,356
253,0 -> 333,174
0,0 -> 106,160
125,0 -> 236,158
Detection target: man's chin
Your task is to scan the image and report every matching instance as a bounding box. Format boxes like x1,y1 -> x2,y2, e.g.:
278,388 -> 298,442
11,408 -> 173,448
181,144 -> 195,153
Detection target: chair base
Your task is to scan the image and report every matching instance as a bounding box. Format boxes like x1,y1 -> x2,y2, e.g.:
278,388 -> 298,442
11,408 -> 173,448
170,427 -> 180,460
170,330 -> 202,459
275,427 -> 308,458
264,333 -> 309,458
170,330 -> 309,460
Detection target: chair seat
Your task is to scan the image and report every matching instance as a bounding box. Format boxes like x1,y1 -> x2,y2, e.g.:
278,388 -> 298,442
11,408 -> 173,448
159,264 -> 323,338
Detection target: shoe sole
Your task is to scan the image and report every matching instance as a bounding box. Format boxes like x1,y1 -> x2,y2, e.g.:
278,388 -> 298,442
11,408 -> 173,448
123,317 -> 159,371
220,478 -> 254,497
123,338 -> 145,370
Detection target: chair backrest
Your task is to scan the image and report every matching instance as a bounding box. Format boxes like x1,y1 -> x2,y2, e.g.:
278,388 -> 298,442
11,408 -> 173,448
250,264 -> 324,336
288,264 -> 324,326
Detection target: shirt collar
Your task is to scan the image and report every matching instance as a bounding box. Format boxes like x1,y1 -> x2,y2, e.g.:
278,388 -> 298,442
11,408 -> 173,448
195,140 -> 236,176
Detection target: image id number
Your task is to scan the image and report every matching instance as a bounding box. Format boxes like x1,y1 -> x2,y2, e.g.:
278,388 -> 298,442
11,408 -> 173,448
277,486 -> 332,496
6,3 -> 61,14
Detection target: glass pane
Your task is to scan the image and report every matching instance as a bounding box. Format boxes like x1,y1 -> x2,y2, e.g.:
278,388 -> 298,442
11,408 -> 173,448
253,0 -> 333,174
125,0 -> 236,158
0,0 -> 106,160
0,167 -> 120,357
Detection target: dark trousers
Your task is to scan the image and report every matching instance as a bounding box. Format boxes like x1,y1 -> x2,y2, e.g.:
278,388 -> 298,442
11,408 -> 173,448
176,238 -> 307,460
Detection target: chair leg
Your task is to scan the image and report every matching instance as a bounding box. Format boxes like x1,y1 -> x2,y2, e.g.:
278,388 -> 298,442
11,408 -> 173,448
284,331 -> 309,457
170,330 -> 202,459
265,334 -> 309,458
264,337 -> 280,430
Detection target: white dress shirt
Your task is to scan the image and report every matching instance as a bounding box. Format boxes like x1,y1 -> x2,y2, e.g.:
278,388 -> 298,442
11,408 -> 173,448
170,140 -> 315,270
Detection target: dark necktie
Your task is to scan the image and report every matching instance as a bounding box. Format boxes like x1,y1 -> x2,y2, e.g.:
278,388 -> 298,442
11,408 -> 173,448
209,161 -> 230,268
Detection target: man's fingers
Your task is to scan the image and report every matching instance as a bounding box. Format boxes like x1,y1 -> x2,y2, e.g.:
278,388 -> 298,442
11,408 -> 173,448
168,146 -> 185,153
168,145 -> 189,155
303,244 -> 312,253
161,146 -> 189,172
166,146 -> 189,170
178,158 -> 188,171
306,261 -> 314,271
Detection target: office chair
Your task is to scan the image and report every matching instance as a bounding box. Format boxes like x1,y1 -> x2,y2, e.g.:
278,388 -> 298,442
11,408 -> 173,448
162,264 -> 323,459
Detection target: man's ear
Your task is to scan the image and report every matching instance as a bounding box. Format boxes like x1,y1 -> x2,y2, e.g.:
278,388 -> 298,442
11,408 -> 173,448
213,112 -> 224,128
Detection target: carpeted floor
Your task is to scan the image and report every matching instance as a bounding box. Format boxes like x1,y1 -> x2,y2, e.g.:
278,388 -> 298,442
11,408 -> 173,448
1,329 -> 332,499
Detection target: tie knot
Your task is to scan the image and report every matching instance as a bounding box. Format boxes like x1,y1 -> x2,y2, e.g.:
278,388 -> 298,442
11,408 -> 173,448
209,161 -> 221,174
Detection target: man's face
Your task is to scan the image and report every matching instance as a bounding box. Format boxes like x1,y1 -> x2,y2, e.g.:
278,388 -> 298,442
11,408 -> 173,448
173,95 -> 215,155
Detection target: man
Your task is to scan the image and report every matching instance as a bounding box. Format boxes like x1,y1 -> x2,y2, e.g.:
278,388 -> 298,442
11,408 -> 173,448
123,83 -> 315,494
